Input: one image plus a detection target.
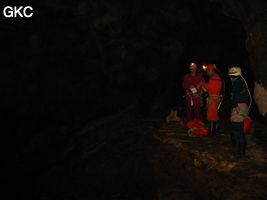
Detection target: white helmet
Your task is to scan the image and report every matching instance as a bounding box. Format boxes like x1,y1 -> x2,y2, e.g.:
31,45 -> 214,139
228,67 -> 242,76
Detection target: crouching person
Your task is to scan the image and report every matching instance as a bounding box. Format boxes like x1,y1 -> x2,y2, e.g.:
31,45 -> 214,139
229,67 -> 249,158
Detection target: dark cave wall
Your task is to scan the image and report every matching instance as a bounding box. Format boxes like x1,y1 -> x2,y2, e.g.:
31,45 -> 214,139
219,0 -> 267,116
5,0 -> 194,178
4,0 -> 264,181
6,0 -> 263,140
6,0 -> 191,138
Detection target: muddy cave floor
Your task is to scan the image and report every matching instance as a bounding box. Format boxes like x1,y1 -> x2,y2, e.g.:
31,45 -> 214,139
25,112 -> 267,200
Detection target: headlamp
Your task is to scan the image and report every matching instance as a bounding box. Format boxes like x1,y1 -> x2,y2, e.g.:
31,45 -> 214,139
202,65 -> 207,71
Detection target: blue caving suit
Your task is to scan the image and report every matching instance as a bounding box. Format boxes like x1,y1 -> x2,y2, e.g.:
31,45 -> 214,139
230,76 -> 249,157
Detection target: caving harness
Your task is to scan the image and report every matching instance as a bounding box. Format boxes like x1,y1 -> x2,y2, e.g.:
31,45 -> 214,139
202,64 -> 225,110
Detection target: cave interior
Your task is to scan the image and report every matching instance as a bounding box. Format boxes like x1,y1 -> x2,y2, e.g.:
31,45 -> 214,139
3,0 -> 267,199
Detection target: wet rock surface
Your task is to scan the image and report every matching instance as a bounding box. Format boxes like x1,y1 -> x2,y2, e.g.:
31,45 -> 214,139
151,119 -> 267,200
14,114 -> 267,200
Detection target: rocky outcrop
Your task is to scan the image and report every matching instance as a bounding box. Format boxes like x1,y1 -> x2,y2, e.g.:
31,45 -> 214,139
254,82 -> 267,116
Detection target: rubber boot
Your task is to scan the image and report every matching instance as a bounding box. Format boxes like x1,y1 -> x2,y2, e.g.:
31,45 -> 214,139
214,120 -> 219,135
231,130 -> 240,158
239,134 -> 247,158
230,132 -> 236,148
233,130 -> 246,158
234,140 -> 241,158
231,122 -> 244,158
208,121 -> 215,136
229,134 -> 239,160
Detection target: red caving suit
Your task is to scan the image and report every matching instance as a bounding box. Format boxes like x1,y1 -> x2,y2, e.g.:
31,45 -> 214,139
183,73 -> 204,120
202,73 -> 222,121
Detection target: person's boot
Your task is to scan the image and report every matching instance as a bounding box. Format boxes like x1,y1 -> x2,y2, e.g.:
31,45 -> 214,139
230,132 -> 236,148
214,120 -> 219,135
239,135 -> 247,158
233,140 -> 241,158
231,130 -> 241,158
229,138 -> 239,160
209,121 -> 215,136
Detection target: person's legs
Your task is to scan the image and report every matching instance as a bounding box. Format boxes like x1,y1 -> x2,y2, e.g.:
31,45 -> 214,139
239,123 -> 246,156
231,122 -> 245,157
185,97 -> 192,121
208,120 -> 215,136
193,97 -> 201,119
207,99 -> 220,135
214,120 -> 219,135
207,100 -> 219,136
230,131 -> 236,148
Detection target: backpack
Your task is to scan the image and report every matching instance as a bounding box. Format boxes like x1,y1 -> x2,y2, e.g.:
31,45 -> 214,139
187,119 -> 209,136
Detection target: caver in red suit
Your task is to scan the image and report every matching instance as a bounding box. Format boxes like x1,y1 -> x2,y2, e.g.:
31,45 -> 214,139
202,64 -> 222,136
183,63 -> 204,121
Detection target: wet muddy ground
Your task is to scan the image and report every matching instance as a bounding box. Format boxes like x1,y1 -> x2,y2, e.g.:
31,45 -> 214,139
13,113 -> 267,200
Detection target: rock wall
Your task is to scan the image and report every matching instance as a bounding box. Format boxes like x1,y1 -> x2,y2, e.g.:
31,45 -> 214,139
3,0 -> 259,140
219,0 -> 267,115
254,82 -> 267,116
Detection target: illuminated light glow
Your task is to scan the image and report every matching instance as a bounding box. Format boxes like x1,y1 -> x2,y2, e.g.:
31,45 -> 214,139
190,62 -> 196,67
202,65 -> 207,70
189,62 -> 197,70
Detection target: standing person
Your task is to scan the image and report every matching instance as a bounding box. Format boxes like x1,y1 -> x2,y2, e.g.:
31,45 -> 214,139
229,67 -> 249,158
183,62 -> 204,121
202,64 -> 222,136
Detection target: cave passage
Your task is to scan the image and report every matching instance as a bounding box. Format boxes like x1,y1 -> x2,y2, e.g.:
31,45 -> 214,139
3,0 -> 267,199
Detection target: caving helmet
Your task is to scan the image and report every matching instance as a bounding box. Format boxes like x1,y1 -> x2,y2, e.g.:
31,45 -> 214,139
189,62 -> 197,70
228,67 -> 242,76
202,64 -> 216,71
